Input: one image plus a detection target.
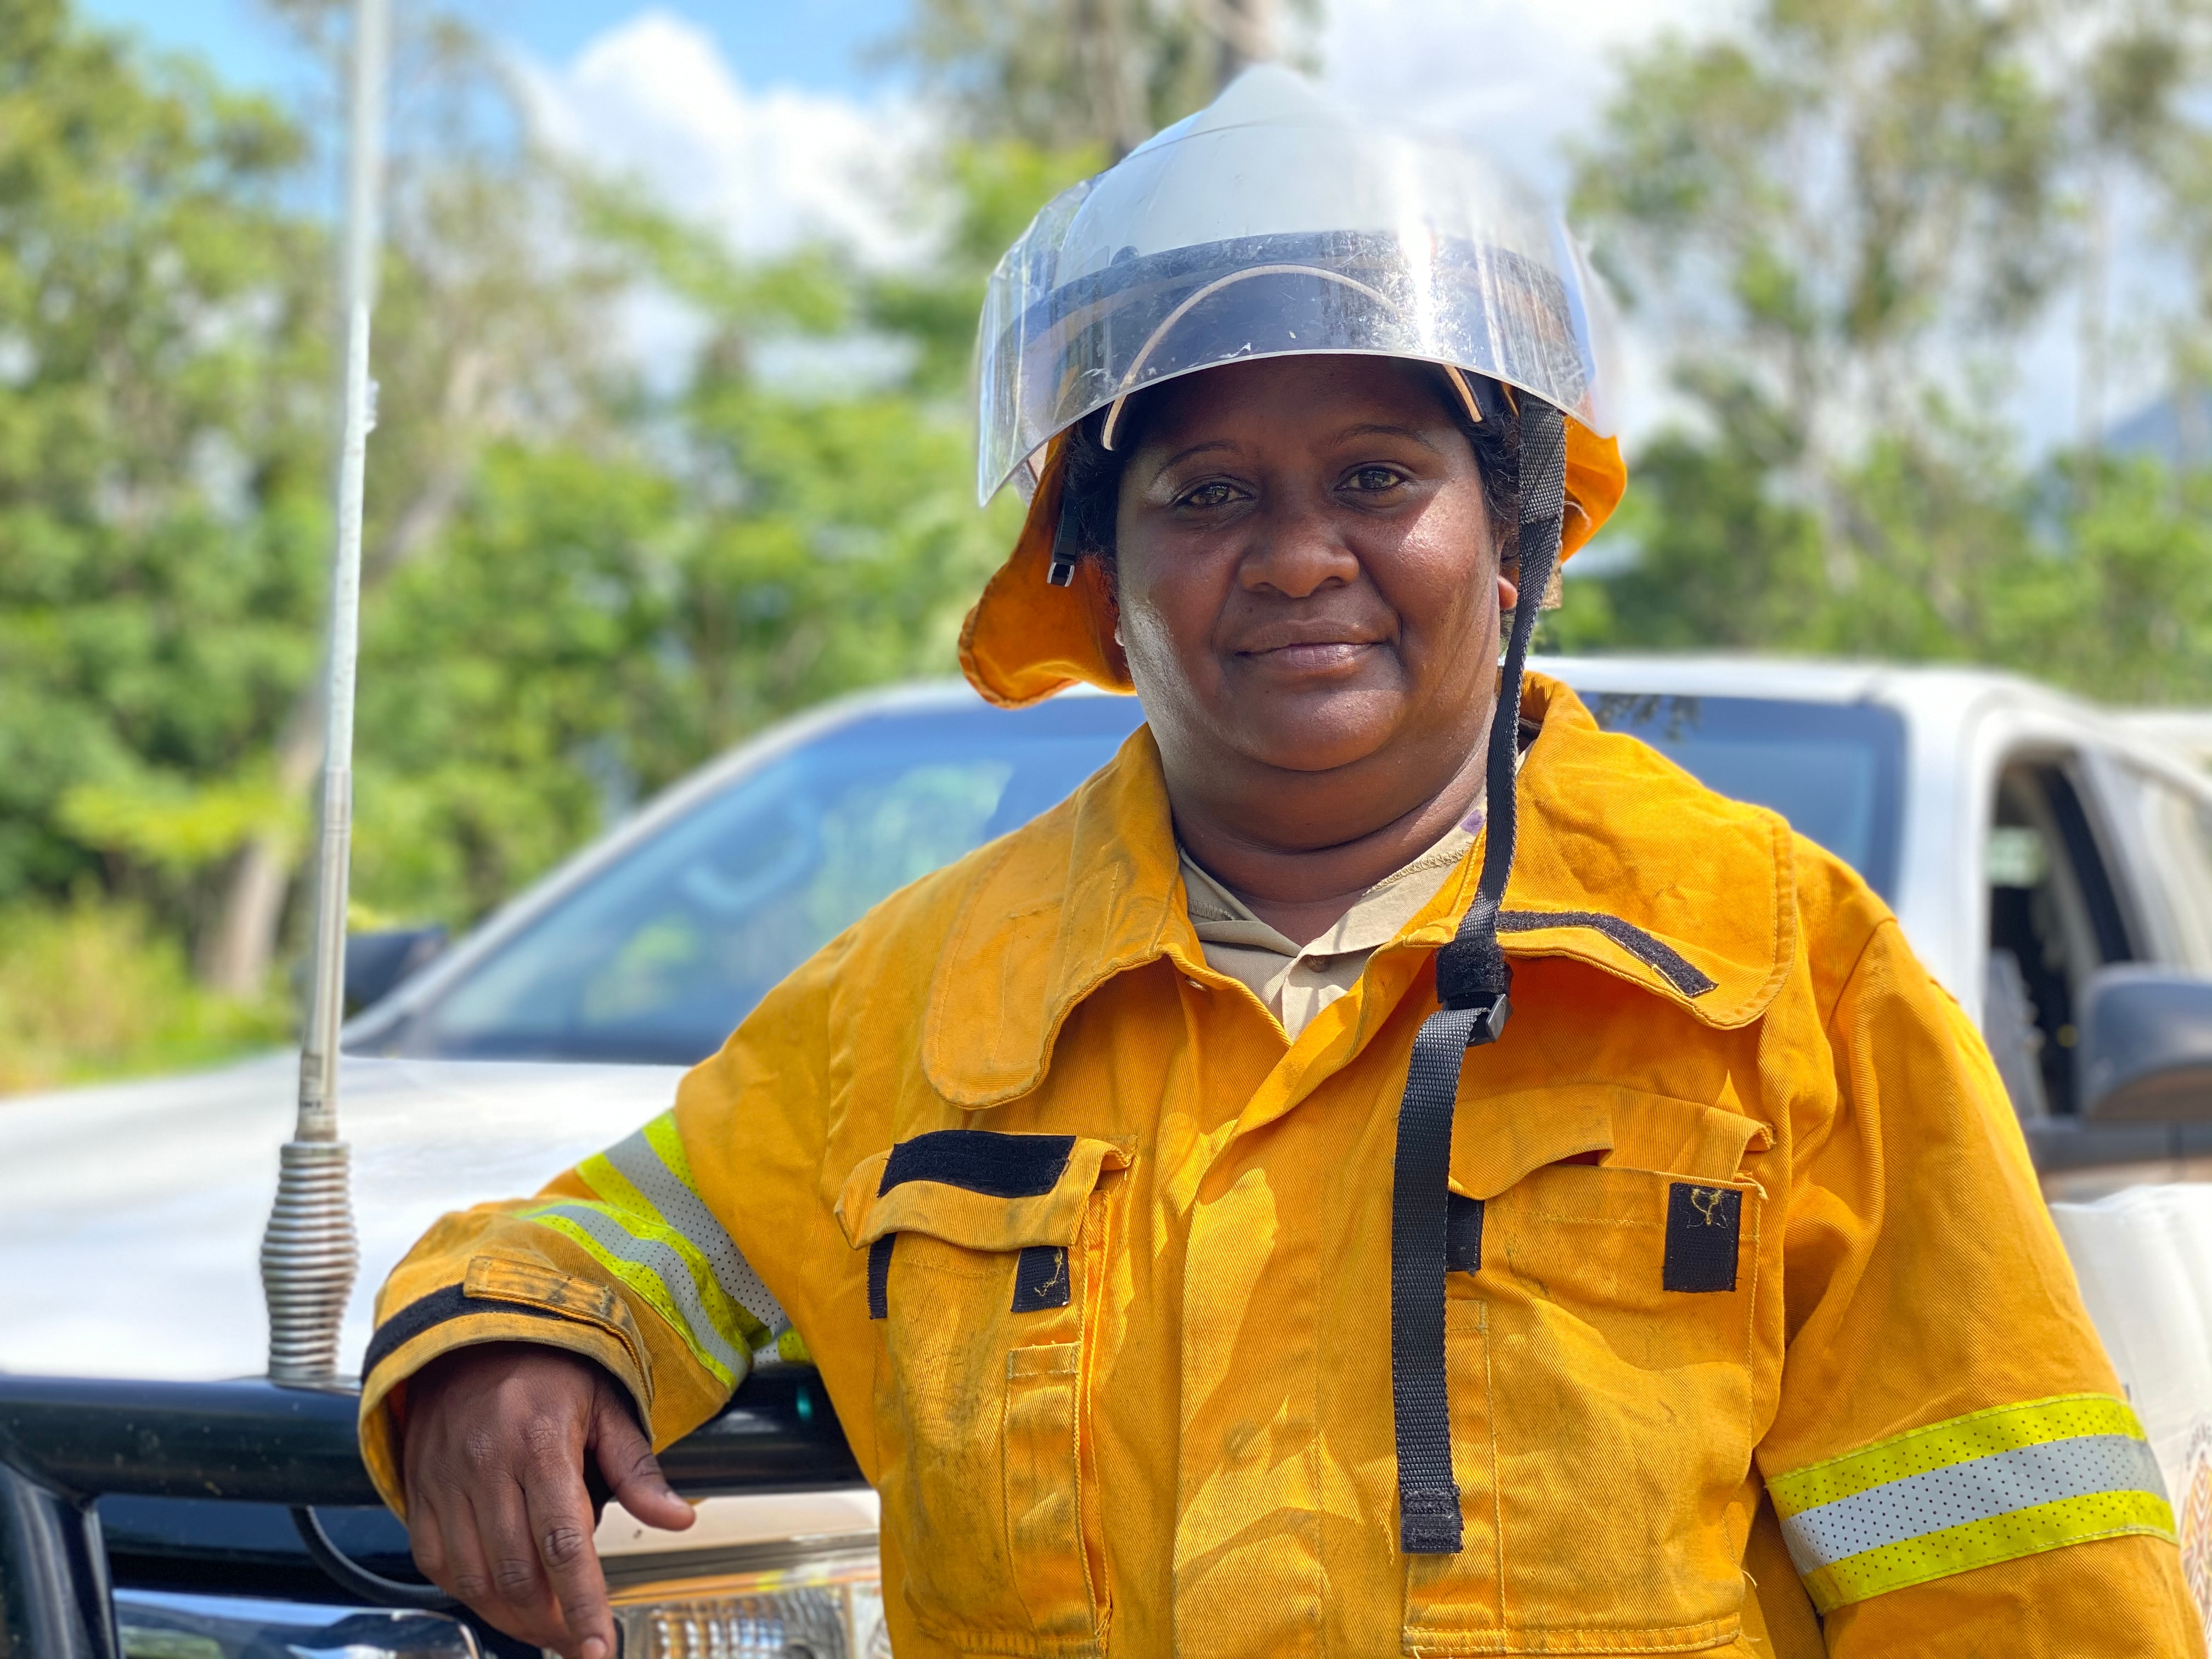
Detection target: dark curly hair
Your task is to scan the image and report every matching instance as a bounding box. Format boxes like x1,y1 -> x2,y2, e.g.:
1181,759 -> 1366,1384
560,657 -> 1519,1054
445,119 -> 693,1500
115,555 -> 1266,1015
1052,360 -> 1521,582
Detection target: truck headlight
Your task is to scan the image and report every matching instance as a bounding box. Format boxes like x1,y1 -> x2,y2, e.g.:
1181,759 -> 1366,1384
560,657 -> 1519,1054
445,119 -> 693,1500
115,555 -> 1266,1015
608,1544 -> 887,1658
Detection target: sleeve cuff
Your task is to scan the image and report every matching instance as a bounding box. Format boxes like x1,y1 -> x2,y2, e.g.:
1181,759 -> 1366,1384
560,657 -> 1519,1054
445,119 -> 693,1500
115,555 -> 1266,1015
357,1257 -> 669,1518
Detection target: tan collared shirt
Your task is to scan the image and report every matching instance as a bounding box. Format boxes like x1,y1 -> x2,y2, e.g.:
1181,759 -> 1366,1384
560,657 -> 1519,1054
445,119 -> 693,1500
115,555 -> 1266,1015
1180,810 -> 1482,1039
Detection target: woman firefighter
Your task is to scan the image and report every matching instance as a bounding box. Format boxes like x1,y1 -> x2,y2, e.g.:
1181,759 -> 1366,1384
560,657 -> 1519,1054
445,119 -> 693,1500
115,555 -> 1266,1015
357,67 -> 2200,1659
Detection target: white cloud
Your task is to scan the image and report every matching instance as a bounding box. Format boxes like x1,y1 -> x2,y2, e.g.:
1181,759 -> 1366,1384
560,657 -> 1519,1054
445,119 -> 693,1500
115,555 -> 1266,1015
1318,0 -> 1739,202
518,9 -> 935,270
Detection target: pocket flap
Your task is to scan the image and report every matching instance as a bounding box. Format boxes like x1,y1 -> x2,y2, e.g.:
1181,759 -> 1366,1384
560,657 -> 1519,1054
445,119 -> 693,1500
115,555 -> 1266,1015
1451,1086 -> 1772,1199
1451,1088 -> 1614,1200
1612,1093 -> 1772,1181
836,1130 -> 1132,1251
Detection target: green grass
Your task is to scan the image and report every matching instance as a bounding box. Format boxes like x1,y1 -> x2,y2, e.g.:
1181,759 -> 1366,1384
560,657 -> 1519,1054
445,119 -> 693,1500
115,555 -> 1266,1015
0,900 -> 290,1096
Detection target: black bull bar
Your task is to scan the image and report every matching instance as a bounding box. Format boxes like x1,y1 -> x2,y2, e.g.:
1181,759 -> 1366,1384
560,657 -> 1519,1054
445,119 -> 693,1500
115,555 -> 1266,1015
0,1369 -> 861,1658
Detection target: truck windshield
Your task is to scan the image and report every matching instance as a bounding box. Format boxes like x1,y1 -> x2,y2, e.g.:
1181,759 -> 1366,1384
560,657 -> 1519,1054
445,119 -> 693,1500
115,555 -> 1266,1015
384,688 -> 1903,1067
389,696 -> 1149,1066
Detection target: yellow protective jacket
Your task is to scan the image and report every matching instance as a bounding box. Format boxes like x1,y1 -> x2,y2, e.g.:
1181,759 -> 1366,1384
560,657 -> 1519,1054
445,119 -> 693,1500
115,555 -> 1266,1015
360,675 -> 2198,1658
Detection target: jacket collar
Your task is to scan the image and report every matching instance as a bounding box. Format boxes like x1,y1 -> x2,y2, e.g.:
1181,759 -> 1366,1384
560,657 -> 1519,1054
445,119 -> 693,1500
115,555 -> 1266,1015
922,675 -> 1797,1108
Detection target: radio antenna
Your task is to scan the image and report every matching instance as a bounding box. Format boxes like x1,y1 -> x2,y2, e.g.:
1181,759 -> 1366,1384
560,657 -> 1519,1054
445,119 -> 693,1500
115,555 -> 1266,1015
262,0 -> 389,1387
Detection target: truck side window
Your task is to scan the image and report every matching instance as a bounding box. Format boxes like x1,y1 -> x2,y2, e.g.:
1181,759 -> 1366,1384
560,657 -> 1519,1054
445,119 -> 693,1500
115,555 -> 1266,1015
2105,765 -> 2212,975
1987,761 -> 2136,1116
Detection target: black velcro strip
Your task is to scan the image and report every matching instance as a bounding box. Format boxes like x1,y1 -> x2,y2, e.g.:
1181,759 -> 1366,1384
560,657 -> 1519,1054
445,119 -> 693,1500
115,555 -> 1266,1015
880,1131 -> 1077,1199
363,1284 -> 571,1380
1445,1194 -> 1483,1274
867,1235 -> 895,1319
1010,1245 -> 1071,1312
1497,910 -> 1719,998
1663,1183 -> 1742,1293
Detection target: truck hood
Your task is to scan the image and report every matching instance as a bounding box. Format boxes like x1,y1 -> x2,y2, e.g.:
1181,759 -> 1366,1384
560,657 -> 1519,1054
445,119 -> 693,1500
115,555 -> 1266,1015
0,1056 -> 685,1380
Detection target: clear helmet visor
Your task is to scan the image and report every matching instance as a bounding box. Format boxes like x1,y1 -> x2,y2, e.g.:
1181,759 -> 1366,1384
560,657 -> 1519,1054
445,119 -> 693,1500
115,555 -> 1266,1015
976,65 -> 1621,504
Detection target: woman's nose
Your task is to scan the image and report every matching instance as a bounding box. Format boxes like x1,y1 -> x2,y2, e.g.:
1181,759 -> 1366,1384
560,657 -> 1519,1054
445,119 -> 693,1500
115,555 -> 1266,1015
1237,500 -> 1360,599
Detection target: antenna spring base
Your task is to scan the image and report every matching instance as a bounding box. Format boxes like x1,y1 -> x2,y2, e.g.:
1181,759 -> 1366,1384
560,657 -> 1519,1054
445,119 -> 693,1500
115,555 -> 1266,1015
261,1138 -> 361,1386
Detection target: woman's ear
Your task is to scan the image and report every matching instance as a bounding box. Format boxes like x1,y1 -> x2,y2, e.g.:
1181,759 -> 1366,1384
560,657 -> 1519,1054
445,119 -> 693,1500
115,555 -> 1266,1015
1496,571 -> 1519,614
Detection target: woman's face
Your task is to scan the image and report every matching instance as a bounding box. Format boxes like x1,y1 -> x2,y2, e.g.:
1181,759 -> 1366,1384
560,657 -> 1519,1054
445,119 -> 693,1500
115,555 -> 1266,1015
1113,354 -> 1510,787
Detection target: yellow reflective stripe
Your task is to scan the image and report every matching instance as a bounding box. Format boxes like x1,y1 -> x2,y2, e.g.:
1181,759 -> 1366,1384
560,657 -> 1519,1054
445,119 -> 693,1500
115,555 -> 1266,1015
1768,1394 -> 2148,1515
1802,1487 -> 2176,1613
576,1149 -> 650,1216
523,1210 -> 737,1388
613,1118 -> 788,1339
574,1152 -> 766,1348
642,1111 -> 698,1190
520,1205 -> 742,1388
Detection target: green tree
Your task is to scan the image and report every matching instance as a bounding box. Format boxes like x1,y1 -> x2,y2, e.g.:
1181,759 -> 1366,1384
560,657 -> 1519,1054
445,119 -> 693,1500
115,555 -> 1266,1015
897,0 -> 1214,156
1565,0 -> 2212,700
894,0 -> 1308,157
865,139 -> 1107,395
1550,384 -> 1826,654
345,442 -> 681,925
0,0 -> 328,944
0,0 -> 637,999
1984,460 -> 2212,703
1573,0 -> 2066,566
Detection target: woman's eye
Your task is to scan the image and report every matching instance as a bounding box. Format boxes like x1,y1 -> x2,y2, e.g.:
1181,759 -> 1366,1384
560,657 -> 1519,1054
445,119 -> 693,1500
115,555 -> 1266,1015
1347,466 -> 1406,493
1178,481 -> 1238,510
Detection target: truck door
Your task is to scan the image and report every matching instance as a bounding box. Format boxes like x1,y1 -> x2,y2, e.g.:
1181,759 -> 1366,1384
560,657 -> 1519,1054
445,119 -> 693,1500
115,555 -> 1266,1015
1985,757 -> 2138,1118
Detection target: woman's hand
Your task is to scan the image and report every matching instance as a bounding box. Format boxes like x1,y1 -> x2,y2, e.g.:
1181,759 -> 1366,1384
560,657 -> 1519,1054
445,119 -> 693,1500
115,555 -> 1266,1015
399,1342 -> 695,1658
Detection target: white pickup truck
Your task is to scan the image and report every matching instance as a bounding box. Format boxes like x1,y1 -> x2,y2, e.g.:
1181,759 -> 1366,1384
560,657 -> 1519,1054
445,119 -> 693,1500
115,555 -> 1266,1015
8,656 -> 2212,1656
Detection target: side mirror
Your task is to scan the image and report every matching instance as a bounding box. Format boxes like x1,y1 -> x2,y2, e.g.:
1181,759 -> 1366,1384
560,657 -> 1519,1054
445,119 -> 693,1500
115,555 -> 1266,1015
343,926 -> 447,1015
2079,966 -> 2212,1121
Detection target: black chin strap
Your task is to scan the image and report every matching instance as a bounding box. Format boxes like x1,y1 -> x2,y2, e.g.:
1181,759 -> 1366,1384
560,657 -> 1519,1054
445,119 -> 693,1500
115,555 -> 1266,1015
1388,396 -> 1567,1555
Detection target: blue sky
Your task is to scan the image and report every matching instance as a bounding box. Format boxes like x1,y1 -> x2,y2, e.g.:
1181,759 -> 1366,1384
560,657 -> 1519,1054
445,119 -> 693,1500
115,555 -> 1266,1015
81,0 -> 909,100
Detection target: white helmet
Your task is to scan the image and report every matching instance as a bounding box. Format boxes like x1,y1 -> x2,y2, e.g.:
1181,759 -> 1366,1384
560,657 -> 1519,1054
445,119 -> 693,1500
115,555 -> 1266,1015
974,64 -> 1620,506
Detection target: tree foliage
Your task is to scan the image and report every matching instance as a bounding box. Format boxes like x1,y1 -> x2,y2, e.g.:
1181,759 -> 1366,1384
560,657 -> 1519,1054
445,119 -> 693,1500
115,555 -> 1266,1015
0,0 -> 328,928
0,0 -> 646,1001
1565,0 -> 2212,702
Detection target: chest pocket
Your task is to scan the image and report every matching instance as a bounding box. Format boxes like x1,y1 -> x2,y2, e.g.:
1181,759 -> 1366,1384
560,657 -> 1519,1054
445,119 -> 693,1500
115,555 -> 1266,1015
838,1131 -> 1130,1657
1407,1087 -> 1770,1656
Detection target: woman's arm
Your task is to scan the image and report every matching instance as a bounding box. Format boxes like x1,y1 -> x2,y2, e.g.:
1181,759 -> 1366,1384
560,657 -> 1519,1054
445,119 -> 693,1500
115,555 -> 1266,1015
1759,899 -> 2198,1656
354,929 -> 856,1656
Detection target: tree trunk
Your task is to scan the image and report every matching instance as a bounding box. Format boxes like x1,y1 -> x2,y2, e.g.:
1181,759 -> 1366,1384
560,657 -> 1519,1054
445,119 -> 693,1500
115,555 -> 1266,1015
1071,0 -> 1152,160
1214,0 -> 1277,90
199,833 -> 306,997
2078,178 -> 2109,468
198,698 -> 328,997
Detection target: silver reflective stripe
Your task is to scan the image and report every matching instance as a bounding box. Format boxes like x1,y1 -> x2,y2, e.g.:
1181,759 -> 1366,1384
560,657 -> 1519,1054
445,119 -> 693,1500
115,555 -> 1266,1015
604,1129 -> 789,1339
530,1201 -> 749,1379
1779,1434 -> 2167,1575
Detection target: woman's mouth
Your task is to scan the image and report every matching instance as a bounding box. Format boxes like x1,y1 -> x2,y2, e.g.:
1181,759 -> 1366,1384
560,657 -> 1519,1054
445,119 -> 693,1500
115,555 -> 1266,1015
1246,640 -> 1378,673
